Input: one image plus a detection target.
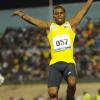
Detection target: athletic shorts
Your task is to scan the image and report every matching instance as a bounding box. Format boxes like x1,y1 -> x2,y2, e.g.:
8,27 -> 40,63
48,61 -> 77,88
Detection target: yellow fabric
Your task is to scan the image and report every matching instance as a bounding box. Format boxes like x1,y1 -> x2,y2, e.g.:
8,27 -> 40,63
47,22 -> 76,65
96,94 -> 100,100
83,94 -> 92,100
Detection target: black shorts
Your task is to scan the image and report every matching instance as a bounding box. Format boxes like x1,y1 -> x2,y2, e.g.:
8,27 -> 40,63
48,61 -> 77,88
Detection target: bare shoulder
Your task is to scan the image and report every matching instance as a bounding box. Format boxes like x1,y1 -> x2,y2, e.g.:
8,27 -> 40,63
67,18 -> 77,30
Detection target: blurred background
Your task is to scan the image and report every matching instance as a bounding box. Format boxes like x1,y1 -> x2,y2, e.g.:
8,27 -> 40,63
0,0 -> 100,100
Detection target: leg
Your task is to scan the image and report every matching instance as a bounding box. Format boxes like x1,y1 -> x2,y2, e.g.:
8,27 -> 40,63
63,63 -> 77,100
48,63 -> 63,100
66,76 -> 77,100
48,87 -> 59,100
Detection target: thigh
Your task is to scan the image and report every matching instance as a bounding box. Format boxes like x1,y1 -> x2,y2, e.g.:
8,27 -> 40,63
63,63 -> 78,81
48,63 -> 63,88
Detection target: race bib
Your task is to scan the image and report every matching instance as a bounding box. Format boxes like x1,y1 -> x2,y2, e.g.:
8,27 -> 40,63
53,35 -> 71,51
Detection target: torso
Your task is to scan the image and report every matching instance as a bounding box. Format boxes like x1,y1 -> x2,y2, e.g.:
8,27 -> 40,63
47,21 -> 76,65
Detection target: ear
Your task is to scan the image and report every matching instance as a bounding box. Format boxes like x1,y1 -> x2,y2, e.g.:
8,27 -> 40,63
53,14 -> 55,18
53,14 -> 56,18
65,12 -> 67,17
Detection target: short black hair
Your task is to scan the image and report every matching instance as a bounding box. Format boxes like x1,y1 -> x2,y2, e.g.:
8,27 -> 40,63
53,5 -> 66,13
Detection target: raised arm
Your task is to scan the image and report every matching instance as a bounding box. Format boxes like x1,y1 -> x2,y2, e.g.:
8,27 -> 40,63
12,10 -> 50,29
69,0 -> 93,28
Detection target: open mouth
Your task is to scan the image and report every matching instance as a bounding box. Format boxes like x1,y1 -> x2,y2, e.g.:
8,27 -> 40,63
57,18 -> 63,20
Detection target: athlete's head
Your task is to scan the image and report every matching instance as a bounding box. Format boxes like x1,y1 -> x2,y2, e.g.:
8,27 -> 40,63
53,5 -> 66,25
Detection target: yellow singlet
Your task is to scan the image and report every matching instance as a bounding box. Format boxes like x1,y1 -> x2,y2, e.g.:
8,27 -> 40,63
47,21 -> 76,65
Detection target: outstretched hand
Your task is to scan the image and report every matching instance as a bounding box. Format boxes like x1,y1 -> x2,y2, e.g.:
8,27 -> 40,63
12,10 -> 24,17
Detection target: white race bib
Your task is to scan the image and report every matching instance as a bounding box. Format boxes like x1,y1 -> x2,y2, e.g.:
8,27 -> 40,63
53,35 -> 71,51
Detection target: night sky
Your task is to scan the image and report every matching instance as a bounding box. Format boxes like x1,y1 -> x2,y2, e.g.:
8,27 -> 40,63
0,0 -> 99,10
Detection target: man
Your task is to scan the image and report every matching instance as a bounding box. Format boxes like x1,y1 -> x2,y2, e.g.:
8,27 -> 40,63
12,0 -> 93,100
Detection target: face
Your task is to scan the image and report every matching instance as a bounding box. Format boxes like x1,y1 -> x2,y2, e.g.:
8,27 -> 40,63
53,7 -> 66,25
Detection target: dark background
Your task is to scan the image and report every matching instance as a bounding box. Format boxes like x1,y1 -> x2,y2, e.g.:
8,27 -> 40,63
0,0 -> 99,10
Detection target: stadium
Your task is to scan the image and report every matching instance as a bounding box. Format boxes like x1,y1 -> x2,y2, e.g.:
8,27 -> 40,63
0,0 -> 100,100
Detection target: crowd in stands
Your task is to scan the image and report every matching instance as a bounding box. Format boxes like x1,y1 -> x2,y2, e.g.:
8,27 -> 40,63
75,18 -> 100,78
0,18 -> 100,83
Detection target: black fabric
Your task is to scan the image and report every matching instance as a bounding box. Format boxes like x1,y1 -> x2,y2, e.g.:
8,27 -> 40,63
48,62 -> 77,87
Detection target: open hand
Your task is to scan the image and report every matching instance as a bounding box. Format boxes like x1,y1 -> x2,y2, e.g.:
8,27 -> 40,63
12,10 -> 24,17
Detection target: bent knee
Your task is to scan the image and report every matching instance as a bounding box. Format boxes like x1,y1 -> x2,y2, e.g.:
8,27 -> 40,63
68,76 -> 77,86
48,87 -> 58,98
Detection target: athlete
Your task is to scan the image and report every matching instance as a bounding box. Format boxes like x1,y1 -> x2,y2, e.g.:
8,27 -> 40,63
12,0 -> 93,100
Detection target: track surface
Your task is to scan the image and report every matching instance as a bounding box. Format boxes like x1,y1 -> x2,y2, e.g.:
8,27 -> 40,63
0,83 -> 99,100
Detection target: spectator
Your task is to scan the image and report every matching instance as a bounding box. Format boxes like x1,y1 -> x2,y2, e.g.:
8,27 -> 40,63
0,18 -> 99,82
83,91 -> 92,100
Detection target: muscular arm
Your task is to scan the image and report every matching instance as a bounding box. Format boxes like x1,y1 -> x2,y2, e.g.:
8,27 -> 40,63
69,0 -> 93,28
12,10 -> 50,30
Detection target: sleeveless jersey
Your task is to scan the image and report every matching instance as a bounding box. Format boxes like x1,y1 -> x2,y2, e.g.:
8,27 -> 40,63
47,22 -> 76,65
